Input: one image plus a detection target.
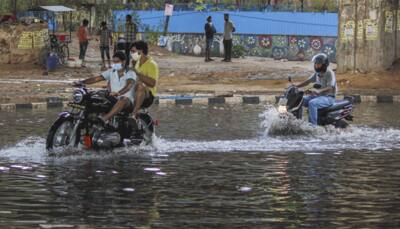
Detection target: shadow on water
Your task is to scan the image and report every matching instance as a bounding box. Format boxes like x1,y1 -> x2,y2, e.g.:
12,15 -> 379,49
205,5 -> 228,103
0,103 -> 400,227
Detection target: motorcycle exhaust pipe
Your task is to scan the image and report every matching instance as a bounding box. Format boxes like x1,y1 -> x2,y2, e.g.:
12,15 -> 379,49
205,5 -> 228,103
95,132 -> 121,148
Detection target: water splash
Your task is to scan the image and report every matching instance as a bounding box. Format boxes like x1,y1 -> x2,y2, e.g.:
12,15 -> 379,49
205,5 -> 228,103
1,106 -> 400,163
260,105 -> 320,136
150,106 -> 400,154
259,106 -> 400,146
0,137 -> 47,163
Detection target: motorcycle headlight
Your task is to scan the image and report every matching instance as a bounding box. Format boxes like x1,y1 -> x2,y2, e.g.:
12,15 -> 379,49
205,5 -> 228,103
72,90 -> 84,103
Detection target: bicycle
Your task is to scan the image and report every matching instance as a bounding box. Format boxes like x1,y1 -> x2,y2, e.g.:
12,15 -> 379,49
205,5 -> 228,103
49,34 -> 70,65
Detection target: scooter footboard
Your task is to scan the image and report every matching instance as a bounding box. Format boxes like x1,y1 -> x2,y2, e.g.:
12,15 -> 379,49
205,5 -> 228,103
326,105 -> 353,121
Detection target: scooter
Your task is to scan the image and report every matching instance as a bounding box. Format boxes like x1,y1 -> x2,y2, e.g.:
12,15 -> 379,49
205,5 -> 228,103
277,77 -> 354,128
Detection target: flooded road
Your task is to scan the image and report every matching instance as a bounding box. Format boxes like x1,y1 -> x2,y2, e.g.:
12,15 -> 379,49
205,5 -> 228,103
0,103 -> 400,228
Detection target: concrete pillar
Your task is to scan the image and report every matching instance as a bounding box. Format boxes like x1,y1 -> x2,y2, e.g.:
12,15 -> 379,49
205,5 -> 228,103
337,0 -> 399,73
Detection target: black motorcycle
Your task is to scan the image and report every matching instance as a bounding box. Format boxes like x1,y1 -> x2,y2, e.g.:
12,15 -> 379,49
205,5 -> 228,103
278,78 -> 354,128
46,84 -> 156,152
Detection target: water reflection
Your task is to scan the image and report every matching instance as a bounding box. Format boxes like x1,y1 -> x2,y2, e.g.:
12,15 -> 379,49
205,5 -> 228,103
2,150 -> 399,227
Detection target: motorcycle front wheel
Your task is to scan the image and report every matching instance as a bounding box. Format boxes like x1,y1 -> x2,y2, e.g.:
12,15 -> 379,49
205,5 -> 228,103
46,117 -> 79,151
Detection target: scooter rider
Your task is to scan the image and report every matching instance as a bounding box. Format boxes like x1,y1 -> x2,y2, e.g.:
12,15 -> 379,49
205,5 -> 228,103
294,53 -> 337,125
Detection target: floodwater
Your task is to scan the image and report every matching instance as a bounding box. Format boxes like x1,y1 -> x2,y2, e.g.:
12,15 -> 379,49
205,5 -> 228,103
0,103 -> 400,228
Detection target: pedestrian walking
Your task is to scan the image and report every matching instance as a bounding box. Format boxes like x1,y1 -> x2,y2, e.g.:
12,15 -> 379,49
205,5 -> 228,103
77,19 -> 89,67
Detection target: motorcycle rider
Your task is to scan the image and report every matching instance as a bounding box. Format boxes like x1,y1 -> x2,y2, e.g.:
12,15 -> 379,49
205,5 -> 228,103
73,51 -> 136,123
130,40 -> 159,118
294,53 -> 337,125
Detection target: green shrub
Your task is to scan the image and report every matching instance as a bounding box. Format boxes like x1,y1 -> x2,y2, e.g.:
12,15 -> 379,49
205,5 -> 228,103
227,5 -> 237,11
146,32 -> 160,45
232,44 -> 245,58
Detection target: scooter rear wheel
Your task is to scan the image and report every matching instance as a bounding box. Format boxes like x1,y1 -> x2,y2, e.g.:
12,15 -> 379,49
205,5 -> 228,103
334,120 -> 349,129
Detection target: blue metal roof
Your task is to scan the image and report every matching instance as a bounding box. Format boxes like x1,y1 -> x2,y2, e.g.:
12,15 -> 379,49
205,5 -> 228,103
113,10 -> 338,37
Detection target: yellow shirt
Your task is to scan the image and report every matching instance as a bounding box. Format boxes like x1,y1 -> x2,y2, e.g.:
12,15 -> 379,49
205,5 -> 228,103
135,56 -> 159,96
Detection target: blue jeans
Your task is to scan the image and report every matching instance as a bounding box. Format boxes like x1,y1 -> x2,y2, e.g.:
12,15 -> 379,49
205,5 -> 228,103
302,95 -> 335,125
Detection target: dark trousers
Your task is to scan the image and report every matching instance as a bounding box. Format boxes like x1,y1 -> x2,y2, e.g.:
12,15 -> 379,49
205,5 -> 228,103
79,41 -> 88,60
223,39 -> 232,61
125,42 -> 132,67
100,46 -> 110,60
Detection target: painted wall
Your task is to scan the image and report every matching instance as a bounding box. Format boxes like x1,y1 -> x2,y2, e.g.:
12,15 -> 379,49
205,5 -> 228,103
0,24 -> 48,64
141,33 -> 337,62
337,0 -> 400,73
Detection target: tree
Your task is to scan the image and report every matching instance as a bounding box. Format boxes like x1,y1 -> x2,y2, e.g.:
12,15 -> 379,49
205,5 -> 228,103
8,0 -> 17,15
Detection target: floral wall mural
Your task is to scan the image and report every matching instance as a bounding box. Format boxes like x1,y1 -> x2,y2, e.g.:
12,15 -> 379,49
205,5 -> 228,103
141,33 -> 337,62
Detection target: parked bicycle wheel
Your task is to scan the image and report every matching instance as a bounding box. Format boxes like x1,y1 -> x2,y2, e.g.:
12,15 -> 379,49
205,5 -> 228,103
58,44 -> 69,65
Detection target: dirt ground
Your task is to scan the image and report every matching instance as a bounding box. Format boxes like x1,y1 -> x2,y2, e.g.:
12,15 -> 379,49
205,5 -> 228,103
0,37 -> 399,104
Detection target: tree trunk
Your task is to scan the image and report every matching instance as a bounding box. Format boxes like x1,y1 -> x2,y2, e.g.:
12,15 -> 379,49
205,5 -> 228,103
300,0 -> 304,12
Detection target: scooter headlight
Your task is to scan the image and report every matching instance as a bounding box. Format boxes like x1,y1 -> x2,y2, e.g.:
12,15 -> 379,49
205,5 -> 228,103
277,97 -> 288,113
72,90 -> 84,103
278,105 -> 287,113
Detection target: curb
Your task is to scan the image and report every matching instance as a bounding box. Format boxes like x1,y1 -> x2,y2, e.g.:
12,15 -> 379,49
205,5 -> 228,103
0,97 -> 65,112
0,95 -> 399,112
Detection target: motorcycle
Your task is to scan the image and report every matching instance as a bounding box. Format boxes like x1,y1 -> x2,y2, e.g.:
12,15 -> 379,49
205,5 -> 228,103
46,84 -> 156,152
277,77 -> 354,128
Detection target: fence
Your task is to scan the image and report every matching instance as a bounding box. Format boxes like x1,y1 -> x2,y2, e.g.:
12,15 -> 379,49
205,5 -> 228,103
113,10 -> 338,61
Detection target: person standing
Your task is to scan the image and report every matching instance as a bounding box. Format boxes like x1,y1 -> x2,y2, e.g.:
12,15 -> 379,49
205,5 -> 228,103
222,13 -> 235,62
125,14 -> 138,67
77,19 -> 89,67
204,16 -> 216,62
97,21 -> 113,70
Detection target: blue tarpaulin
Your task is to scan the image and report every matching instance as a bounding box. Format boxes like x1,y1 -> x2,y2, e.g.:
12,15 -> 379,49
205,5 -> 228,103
113,10 -> 338,37
18,6 -> 75,32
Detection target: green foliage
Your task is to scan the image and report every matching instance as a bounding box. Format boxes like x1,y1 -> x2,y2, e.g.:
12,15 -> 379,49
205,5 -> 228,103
194,0 -> 206,11
146,32 -> 160,45
195,5 -> 206,11
232,44 -> 245,58
142,19 -> 163,45
227,5 -> 237,11
310,0 -> 337,12
0,0 -> 338,16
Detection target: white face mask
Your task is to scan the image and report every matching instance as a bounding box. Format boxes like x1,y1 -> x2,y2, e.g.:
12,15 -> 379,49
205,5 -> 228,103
111,63 -> 123,71
131,52 -> 140,61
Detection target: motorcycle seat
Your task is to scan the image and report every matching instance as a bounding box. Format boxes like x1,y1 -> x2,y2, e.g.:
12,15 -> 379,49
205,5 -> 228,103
320,100 -> 351,112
